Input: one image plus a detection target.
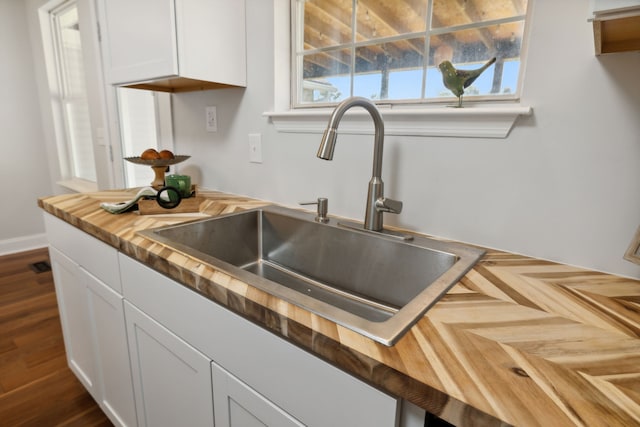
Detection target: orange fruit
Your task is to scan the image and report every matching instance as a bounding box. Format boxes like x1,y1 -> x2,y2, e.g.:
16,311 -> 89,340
158,149 -> 175,159
141,148 -> 160,160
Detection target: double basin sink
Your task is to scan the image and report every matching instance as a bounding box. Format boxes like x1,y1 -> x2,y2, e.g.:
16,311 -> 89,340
139,205 -> 484,346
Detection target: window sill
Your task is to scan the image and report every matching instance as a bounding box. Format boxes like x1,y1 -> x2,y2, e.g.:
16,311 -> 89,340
264,104 -> 532,138
57,178 -> 98,193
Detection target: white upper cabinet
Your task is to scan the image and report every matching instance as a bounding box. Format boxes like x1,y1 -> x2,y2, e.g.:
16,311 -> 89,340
98,0 -> 246,92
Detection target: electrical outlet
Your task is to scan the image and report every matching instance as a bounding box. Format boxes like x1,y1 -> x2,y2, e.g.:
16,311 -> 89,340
206,106 -> 217,132
249,133 -> 262,163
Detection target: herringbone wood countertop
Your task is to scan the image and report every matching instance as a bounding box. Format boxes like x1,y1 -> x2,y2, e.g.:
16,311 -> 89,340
39,189 -> 640,427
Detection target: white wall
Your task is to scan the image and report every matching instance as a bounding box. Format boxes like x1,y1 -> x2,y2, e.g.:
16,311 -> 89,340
0,0 -> 52,254
8,0 -> 639,276
172,0 -> 640,278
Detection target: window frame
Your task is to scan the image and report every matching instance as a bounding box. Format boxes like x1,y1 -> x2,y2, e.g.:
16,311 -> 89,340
291,0 -> 529,109
264,0 -> 533,139
117,88 -> 175,188
38,0 -> 176,192
41,0 -> 97,189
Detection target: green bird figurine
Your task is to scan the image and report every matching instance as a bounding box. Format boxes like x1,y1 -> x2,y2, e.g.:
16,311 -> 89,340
438,57 -> 497,107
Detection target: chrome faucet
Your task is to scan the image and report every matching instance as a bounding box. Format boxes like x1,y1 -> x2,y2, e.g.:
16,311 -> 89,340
317,96 -> 402,232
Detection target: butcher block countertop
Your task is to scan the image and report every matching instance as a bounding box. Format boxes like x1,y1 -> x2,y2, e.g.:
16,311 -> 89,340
39,189 -> 640,427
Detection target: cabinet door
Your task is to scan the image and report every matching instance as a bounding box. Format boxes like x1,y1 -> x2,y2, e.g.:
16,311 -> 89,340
85,269 -> 137,427
99,0 -> 178,85
49,247 -> 97,398
212,362 -> 305,427
120,253 -> 399,427
124,302 -> 213,427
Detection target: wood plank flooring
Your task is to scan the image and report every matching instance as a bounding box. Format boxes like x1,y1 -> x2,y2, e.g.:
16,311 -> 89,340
0,248 -> 112,426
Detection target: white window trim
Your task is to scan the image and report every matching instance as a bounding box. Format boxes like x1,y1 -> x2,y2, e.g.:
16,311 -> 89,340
58,178 -> 99,193
264,0 -> 532,139
39,0 -> 105,192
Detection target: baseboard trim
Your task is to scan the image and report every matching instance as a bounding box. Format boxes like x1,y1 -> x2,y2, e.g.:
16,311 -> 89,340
0,234 -> 48,256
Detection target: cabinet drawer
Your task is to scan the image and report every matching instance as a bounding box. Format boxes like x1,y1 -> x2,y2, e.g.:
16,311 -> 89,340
120,253 -> 399,427
44,213 -> 121,293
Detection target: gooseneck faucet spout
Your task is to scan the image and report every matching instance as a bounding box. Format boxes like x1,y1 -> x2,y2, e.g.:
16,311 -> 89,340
317,96 -> 402,232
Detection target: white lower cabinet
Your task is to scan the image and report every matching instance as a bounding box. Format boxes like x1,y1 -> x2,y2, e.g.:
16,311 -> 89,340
45,214 -> 137,427
119,253 -> 400,427
85,268 -> 138,427
212,362 -> 304,427
124,302 -> 214,427
46,212 -> 404,427
49,247 -> 97,395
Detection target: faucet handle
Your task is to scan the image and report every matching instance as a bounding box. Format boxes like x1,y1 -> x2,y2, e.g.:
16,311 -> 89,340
375,197 -> 403,214
300,197 -> 329,223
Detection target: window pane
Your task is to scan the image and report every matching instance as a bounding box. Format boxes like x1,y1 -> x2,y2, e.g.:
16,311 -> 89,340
431,0 -> 527,29
353,38 -> 425,101
303,0 -> 352,49
57,6 -> 86,98
65,100 -> 96,181
301,48 -> 351,104
51,1 -> 96,182
355,1 -> 427,42
431,22 -> 525,65
293,0 -> 529,107
118,88 -> 159,187
427,20 -> 525,100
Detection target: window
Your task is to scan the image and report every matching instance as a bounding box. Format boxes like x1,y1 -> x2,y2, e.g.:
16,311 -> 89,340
40,0 -> 175,191
45,0 -> 96,183
118,88 -> 173,188
292,0 -> 529,107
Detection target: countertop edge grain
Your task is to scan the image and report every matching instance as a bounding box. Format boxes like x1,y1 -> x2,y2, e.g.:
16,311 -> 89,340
38,190 -> 640,427
118,235 -> 500,425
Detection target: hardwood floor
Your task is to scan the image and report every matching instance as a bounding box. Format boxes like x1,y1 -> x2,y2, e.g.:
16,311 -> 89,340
0,248 -> 112,426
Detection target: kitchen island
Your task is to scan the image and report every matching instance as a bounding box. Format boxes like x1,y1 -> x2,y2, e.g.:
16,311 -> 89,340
39,189 -> 640,426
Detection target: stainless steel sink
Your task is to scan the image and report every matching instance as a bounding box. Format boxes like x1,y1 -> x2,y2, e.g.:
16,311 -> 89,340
139,205 -> 484,345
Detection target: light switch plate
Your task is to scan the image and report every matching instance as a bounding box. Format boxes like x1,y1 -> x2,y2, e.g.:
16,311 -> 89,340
249,133 -> 262,163
206,106 -> 217,132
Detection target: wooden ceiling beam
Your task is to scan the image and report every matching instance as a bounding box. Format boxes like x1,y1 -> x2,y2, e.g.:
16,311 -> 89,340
357,0 -> 426,34
510,0 -> 526,16
450,0 -> 496,54
302,0 -> 526,75
356,0 -> 425,56
303,0 -> 414,74
304,2 -> 352,48
302,46 -> 348,69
